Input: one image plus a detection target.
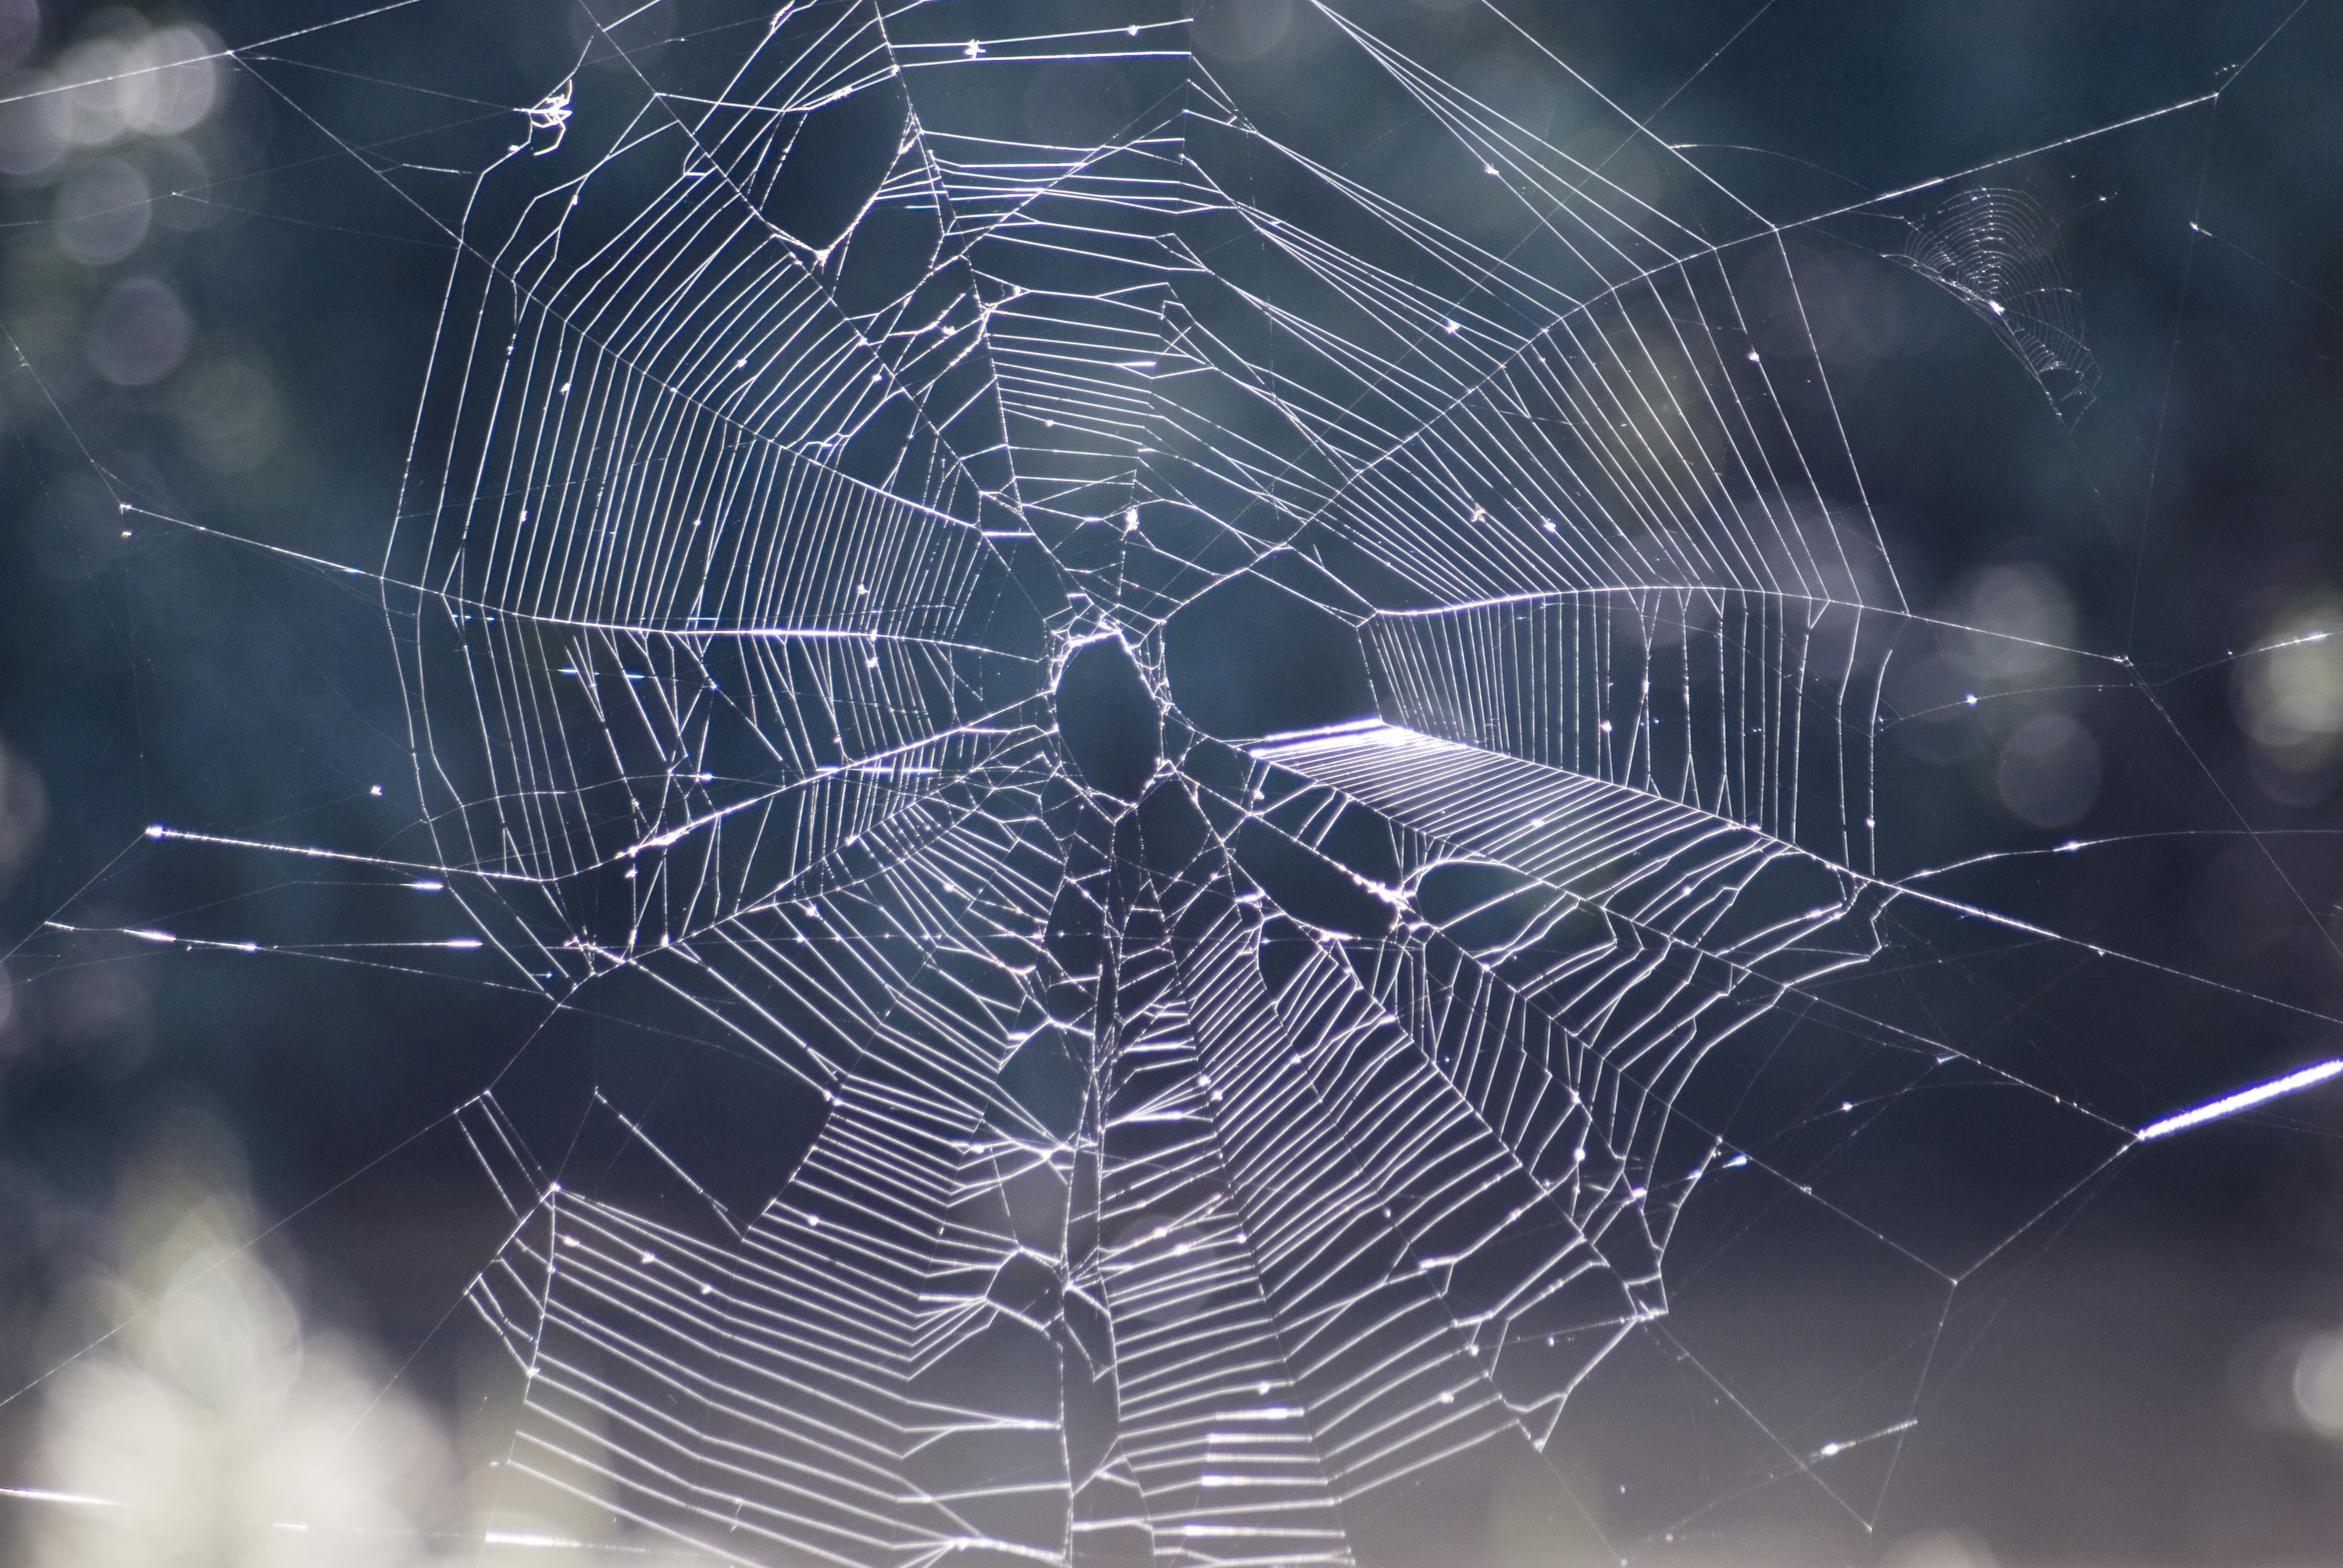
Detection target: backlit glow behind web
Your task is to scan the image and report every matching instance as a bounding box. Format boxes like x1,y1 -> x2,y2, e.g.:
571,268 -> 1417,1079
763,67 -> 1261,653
13,1 -> 2341,1563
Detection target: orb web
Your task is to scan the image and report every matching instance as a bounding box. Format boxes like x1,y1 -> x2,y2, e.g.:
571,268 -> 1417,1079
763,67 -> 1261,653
386,6 -> 2052,1556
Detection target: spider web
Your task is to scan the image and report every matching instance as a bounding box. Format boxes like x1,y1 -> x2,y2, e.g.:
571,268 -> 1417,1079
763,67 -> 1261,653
16,0 -> 2336,1563
380,4 -> 2077,1558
